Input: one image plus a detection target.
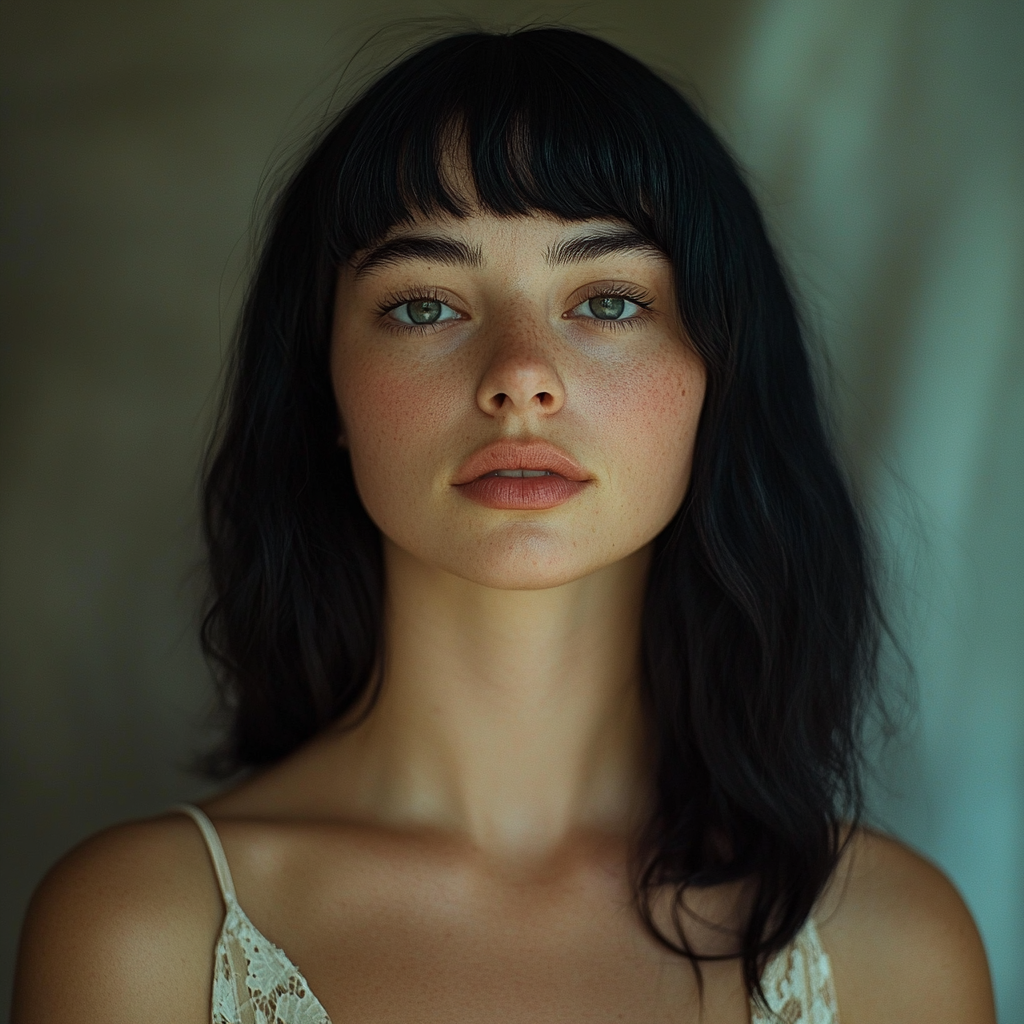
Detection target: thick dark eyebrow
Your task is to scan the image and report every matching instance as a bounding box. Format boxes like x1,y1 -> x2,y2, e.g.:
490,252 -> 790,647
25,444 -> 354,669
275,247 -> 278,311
545,229 -> 666,266
352,236 -> 483,278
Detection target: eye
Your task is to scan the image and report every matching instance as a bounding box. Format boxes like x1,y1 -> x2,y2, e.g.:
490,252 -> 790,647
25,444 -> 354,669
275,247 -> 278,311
389,298 -> 461,326
571,295 -> 645,321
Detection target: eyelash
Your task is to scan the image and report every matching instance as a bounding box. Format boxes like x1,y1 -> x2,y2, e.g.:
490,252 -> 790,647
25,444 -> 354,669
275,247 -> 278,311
374,283 -> 656,332
374,287 -> 460,333
569,283 -> 654,331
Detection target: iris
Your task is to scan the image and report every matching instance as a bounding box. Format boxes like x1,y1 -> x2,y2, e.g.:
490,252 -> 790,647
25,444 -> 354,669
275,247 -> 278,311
407,300 -> 442,323
589,296 -> 625,319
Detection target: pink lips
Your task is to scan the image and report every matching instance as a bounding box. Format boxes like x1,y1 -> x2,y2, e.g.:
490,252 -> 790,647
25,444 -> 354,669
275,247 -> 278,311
452,440 -> 591,510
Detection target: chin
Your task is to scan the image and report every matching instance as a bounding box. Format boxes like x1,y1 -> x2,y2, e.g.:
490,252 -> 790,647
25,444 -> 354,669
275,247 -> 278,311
450,561 -> 592,591
437,526 -> 607,591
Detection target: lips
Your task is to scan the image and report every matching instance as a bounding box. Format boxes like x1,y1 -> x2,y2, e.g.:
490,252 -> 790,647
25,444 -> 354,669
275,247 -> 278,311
452,440 -> 590,510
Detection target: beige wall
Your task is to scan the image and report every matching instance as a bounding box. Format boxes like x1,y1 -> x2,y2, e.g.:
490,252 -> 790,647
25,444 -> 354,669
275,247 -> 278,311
2,0 -> 1021,1019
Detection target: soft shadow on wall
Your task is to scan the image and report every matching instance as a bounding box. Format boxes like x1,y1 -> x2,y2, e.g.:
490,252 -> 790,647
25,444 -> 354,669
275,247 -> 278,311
1,0 -> 1021,1019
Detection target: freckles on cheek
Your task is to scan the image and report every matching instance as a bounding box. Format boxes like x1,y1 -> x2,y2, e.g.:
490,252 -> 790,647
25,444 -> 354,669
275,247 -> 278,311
338,359 -> 458,477
591,357 -> 704,508
602,364 -> 699,450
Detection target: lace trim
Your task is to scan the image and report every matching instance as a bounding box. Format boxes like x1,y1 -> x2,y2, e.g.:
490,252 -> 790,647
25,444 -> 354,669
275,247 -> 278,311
212,896 -> 332,1024
210,899 -> 838,1024
752,918 -> 841,1024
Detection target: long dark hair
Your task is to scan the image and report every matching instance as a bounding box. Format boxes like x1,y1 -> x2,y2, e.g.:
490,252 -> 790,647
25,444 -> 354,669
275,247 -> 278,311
202,27 -> 885,1005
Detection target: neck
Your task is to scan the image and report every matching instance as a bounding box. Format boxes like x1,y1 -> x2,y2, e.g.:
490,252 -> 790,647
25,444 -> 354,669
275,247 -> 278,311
337,539 -> 652,858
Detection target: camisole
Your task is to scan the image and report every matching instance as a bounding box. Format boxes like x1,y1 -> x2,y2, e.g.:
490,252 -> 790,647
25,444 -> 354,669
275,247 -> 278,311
176,803 -> 840,1024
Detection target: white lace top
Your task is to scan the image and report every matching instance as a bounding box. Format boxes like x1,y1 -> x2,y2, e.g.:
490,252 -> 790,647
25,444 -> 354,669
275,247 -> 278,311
177,804 -> 840,1024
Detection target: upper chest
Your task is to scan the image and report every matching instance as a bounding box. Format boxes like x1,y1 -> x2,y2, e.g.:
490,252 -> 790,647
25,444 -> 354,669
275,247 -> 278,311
216,822 -> 751,1024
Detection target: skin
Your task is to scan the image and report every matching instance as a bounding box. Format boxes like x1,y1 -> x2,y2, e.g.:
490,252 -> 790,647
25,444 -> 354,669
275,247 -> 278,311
11,209 -> 996,1024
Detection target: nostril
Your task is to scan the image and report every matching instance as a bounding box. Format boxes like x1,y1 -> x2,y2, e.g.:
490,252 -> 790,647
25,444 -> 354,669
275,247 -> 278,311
537,391 -> 551,405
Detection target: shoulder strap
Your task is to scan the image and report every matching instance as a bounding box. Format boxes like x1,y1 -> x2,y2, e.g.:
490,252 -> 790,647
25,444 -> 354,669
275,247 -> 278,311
173,803 -> 238,905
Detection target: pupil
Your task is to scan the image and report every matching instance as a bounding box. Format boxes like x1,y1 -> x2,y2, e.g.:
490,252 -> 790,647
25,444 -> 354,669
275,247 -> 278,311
408,300 -> 442,324
589,296 -> 626,320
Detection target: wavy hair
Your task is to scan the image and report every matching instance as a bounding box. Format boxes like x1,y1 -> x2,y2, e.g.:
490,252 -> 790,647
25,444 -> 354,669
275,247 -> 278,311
202,27 -> 885,1005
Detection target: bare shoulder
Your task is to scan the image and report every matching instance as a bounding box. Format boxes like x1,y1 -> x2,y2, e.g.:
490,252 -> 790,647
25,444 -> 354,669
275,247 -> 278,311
11,813 -> 222,1024
816,828 -> 996,1024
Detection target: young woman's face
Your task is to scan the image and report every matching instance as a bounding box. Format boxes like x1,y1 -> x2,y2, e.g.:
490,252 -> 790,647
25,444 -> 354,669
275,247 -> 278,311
330,209 -> 706,589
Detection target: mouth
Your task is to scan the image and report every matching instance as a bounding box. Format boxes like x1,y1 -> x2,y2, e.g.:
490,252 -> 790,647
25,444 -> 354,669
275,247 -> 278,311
452,440 -> 590,510
485,469 -> 555,478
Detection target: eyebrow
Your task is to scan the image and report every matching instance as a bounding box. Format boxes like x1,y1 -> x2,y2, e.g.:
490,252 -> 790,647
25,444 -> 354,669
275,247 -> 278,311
352,226 -> 665,277
353,236 -> 483,278
545,229 -> 666,266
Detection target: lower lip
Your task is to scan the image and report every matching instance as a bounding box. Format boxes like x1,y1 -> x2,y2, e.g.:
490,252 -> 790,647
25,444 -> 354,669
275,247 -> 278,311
456,474 -> 587,510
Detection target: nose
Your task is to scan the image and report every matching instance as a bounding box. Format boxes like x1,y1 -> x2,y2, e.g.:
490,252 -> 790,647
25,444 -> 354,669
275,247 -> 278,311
475,327 -> 565,419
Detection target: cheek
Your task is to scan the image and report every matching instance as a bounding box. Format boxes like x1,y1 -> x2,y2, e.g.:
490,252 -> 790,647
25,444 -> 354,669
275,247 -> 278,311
585,350 -> 705,516
332,351 -> 462,515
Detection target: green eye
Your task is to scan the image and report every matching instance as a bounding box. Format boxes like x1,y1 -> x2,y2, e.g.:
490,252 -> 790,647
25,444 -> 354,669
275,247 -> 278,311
588,296 -> 626,320
390,298 -> 460,326
407,300 -> 442,323
571,294 -> 644,322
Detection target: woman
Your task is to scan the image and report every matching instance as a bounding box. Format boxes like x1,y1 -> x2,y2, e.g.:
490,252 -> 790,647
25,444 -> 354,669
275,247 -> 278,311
13,27 -> 995,1024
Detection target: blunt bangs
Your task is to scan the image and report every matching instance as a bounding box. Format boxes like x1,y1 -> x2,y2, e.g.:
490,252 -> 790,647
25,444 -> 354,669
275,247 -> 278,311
324,31 -> 689,257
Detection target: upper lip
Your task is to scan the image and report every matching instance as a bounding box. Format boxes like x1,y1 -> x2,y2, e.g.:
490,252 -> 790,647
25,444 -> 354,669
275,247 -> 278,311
452,440 -> 591,485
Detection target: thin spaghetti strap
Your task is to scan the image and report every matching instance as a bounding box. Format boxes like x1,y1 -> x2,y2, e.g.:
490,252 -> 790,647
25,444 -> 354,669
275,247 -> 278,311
173,803 -> 238,904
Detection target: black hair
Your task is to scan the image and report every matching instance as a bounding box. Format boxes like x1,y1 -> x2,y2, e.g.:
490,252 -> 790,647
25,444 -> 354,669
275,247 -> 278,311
202,27 -> 885,1006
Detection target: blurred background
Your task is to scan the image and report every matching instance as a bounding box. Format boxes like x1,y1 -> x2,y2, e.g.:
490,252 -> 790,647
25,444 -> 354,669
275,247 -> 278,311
1,0 -> 1021,1018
